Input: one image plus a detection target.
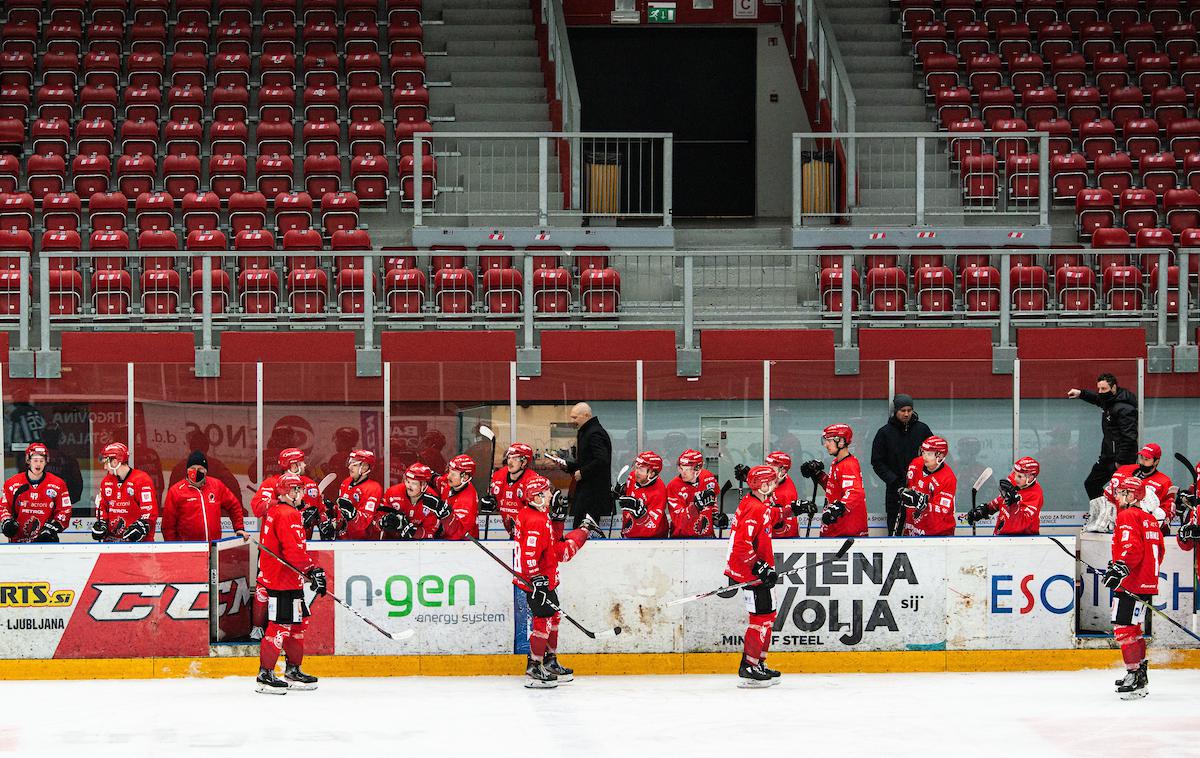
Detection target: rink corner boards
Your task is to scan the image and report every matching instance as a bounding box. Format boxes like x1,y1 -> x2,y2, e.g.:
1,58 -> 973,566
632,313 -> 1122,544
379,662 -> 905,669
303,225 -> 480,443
5,649 -> 1200,680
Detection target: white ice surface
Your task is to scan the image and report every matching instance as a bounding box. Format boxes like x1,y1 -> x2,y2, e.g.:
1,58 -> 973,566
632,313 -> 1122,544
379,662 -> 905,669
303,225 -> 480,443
3,669 -> 1199,757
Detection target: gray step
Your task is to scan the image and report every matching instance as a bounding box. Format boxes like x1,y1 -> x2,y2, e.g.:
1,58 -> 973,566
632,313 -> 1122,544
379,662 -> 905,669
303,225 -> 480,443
825,6 -> 892,24
839,40 -> 904,56
438,86 -> 547,103
429,55 -> 542,74
673,227 -> 791,249
443,39 -> 539,56
441,8 -> 533,24
854,104 -> 929,122
853,88 -> 925,106
832,23 -> 902,42
423,0 -> 530,9
842,54 -> 914,73
431,190 -> 565,207
858,187 -> 963,205
452,70 -> 545,87
453,102 -> 549,120
844,71 -> 914,88
853,119 -> 936,133
435,119 -> 554,131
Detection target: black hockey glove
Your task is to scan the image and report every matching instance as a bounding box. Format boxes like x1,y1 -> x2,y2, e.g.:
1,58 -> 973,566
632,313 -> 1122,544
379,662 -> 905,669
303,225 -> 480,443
123,519 -> 150,543
336,497 -> 357,523
752,560 -> 778,589
1179,522 -> 1200,544
791,499 -> 819,517
306,566 -> 327,597
998,478 -> 1020,506
821,501 -> 846,526
966,503 -> 992,526
617,495 -> 645,520
799,459 -> 824,481
34,520 -> 63,543
611,481 -> 626,501
899,488 -> 929,516
733,464 -> 751,484
90,519 -> 108,541
1178,491 -> 1199,523
580,514 -> 605,539
420,493 -> 449,520
318,518 -> 339,542
477,494 -> 499,515
301,506 -> 321,530
549,491 -> 569,523
1101,560 -> 1130,590
0,518 -> 16,539
529,574 -> 551,608
695,486 -> 716,510
713,511 -> 730,530
380,510 -> 416,538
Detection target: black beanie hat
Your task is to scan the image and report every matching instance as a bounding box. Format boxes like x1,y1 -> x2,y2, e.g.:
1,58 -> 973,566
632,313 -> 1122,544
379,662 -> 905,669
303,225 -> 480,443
186,450 -> 208,469
893,393 -> 915,411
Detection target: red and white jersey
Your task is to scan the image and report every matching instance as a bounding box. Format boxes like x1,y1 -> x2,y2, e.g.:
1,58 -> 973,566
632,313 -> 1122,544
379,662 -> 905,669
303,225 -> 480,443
1104,465 -> 1175,522
1177,503 -> 1200,571
512,505 -> 586,590
665,469 -> 719,538
725,493 -> 774,584
820,454 -> 868,538
489,467 -> 539,537
338,476 -> 384,540
986,477 -> 1043,536
381,483 -> 440,539
259,500 -> 315,592
436,477 -> 479,540
769,475 -> 801,538
251,473 -> 324,521
1112,504 -> 1164,595
0,471 -> 71,542
902,458 -> 957,537
621,475 -> 668,538
97,468 -> 159,541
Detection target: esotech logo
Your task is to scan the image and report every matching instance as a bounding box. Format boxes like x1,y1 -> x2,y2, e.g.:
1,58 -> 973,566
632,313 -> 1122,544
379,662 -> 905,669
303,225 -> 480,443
990,573 -> 1075,615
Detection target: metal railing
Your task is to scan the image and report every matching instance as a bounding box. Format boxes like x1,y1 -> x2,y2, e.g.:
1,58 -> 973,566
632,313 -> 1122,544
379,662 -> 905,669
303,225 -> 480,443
792,0 -> 857,135
16,249 -> 1196,362
411,132 -> 673,228
543,0 -> 581,134
792,131 -> 1051,226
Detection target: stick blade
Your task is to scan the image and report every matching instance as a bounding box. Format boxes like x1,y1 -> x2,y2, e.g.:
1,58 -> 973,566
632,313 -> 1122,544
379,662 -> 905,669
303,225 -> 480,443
666,594 -> 701,608
317,472 -> 338,493
593,627 -> 622,638
390,628 -> 416,641
971,467 -> 994,494
478,425 -> 495,441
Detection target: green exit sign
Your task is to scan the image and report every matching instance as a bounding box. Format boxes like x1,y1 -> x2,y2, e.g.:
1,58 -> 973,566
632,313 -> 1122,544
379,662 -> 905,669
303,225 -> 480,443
648,2 -> 676,22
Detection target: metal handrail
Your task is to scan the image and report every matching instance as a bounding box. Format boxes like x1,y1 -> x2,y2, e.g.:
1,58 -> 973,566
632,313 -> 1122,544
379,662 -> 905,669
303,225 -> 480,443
544,0 -> 581,134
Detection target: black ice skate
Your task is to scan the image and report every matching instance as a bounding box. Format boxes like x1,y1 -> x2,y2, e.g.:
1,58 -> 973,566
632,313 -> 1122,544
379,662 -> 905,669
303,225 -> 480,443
255,668 -> 289,695
580,514 -> 605,539
284,663 -> 318,691
1117,661 -> 1149,700
1115,662 -> 1150,686
760,662 -> 782,683
737,657 -> 773,689
543,653 -> 574,683
525,656 -> 558,689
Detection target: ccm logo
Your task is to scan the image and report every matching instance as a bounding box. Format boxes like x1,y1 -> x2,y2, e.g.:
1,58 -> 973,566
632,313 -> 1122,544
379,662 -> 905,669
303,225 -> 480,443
87,583 -> 208,622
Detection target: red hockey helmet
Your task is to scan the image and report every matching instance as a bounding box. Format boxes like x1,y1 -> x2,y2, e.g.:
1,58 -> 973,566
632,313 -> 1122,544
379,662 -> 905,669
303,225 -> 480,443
448,454 -> 476,475
1013,456 -> 1040,478
921,436 -> 949,455
25,442 -> 48,463
677,449 -> 704,468
523,475 -> 552,499
334,427 -> 359,447
822,424 -> 853,445
765,450 -> 792,471
348,449 -> 375,468
635,451 -> 663,473
505,443 -> 533,462
1137,443 -> 1162,461
277,472 -> 304,493
278,447 -> 305,469
747,465 -> 777,490
100,442 -> 129,464
405,462 -> 434,482
1115,475 -> 1146,500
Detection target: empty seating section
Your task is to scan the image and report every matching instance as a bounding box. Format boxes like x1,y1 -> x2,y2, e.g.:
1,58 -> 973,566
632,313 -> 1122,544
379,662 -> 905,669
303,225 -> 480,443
903,0 -> 1200,248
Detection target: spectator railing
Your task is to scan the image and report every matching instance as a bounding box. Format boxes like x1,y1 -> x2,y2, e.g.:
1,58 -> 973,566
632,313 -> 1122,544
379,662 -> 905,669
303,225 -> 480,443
791,0 -> 857,138
544,0 -> 581,135
792,131 -> 1051,227
411,132 -> 673,228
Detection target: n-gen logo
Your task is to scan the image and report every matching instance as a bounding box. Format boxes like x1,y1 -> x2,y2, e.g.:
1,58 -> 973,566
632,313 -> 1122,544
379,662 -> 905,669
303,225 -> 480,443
345,574 -> 475,618
0,582 -> 74,608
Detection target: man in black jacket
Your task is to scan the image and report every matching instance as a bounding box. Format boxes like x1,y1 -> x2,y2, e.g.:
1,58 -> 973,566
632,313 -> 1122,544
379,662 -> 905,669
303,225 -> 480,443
561,403 -> 613,530
1068,373 -> 1138,502
871,393 -> 934,536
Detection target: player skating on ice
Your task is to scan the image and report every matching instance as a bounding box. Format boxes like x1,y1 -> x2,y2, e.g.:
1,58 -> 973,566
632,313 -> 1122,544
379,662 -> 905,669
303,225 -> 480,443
1104,475 -> 1164,700
665,449 -> 721,538
725,464 -> 781,688
335,449 -> 383,540
0,443 -> 71,543
93,442 -> 159,542
801,424 -> 868,538
619,452 -> 668,538
255,472 -> 328,694
899,436 -> 957,537
966,457 -> 1044,535
513,475 -> 597,688
481,443 -> 539,538
435,455 -> 480,540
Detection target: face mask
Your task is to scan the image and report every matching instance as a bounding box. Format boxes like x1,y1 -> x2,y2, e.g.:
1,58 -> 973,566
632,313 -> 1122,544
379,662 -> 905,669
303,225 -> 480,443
1136,465 -> 1154,477
1099,390 -> 1116,401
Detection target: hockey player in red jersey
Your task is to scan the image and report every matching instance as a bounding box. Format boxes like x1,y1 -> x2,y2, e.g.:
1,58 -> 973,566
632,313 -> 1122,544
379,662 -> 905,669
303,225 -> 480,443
1174,460 -> 1200,605
436,454 -> 480,540
255,472 -> 328,694
619,451 -> 669,538
0,443 -> 72,543
725,464 -> 781,688
1103,475 -> 1164,699
513,475 -> 597,688
801,424 -> 868,538
1101,443 -> 1176,530
481,443 -> 539,537
762,451 -> 804,538
335,449 -> 384,540
966,457 -> 1044,535
93,442 -> 159,542
665,449 -> 721,538
379,462 -> 439,539
900,436 -> 958,536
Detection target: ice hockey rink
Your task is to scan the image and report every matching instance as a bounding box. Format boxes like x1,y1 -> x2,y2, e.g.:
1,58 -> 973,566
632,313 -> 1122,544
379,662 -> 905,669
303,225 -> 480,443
5,668 -> 1199,756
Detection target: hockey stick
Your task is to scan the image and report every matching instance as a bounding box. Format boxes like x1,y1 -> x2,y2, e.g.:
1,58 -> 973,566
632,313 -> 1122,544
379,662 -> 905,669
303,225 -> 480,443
608,464 -> 630,538
1047,536 -> 1200,645
715,479 -> 733,538
465,534 -> 622,639
1173,452 -> 1198,630
251,536 -> 414,642
970,467 -> 994,537
804,477 -> 820,538
479,425 -> 497,540
667,537 -> 855,607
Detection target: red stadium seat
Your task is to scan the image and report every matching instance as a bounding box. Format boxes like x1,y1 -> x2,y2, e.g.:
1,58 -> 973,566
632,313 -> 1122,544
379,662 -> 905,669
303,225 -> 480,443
482,267 -> 522,315
1076,189 -> 1116,236
1119,188 -> 1159,232
385,268 -> 426,314
819,267 -> 859,312
1057,265 -> 1097,310
1051,153 -> 1089,202
1012,265 -> 1050,311
239,269 -> 279,314
580,268 -> 621,314
1095,152 -> 1134,196
915,266 -> 955,312
865,267 -> 907,313
962,266 -> 1001,313
532,267 -> 572,314
141,269 -> 180,314
47,269 -> 82,315
1103,265 -> 1143,310
433,267 -> 475,314
288,268 -> 328,314
91,268 -> 132,314
1140,152 -> 1179,197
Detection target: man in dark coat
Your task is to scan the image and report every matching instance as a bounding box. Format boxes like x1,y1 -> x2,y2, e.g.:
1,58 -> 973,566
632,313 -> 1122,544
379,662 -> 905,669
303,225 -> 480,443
1068,372 -> 1138,500
561,403 -> 613,530
871,393 -> 934,536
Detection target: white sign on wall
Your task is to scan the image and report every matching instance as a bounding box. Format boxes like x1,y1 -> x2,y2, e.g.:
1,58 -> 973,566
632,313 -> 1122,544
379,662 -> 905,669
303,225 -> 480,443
733,0 -> 757,19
